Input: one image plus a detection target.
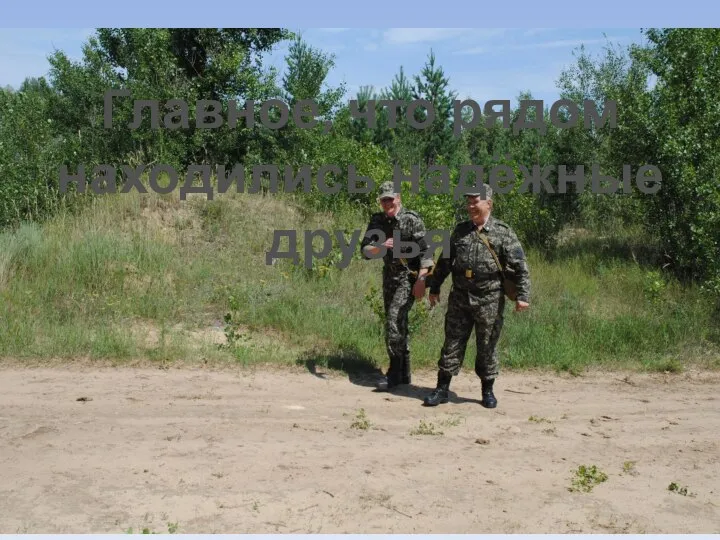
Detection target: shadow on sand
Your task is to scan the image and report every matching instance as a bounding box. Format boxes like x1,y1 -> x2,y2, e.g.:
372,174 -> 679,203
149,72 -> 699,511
379,383 -> 485,406
296,347 -> 485,405
295,345 -> 385,388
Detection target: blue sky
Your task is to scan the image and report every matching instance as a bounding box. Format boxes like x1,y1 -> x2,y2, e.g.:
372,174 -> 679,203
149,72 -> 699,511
0,28 -> 647,106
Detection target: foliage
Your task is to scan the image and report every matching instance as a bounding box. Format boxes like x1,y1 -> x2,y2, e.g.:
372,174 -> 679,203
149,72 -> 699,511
636,29 -> 720,290
1,27 -> 719,299
556,31 -> 720,291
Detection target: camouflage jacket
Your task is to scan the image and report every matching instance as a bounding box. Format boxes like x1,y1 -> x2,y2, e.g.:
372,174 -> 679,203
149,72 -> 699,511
359,207 -> 434,272
427,215 -> 530,302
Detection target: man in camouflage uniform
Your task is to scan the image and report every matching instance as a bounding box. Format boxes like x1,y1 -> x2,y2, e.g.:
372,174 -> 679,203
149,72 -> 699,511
423,186 -> 530,408
360,181 -> 434,391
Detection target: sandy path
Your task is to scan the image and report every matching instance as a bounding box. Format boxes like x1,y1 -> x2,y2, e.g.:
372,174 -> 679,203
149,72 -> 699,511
0,365 -> 718,533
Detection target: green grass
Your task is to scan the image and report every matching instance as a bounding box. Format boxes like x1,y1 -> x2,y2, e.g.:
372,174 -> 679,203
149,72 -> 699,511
1,184 -> 718,374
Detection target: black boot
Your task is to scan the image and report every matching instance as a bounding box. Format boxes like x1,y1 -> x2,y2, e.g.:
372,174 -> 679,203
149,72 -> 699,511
375,371 -> 400,391
481,378 -> 497,408
400,355 -> 411,385
423,371 -> 452,406
376,357 -> 404,390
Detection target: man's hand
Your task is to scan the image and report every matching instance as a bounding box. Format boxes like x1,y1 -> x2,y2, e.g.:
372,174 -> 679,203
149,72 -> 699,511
429,293 -> 440,307
363,239 -> 392,258
515,300 -> 529,312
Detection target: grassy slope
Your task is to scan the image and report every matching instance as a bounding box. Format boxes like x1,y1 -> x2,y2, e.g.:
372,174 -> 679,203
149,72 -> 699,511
1,186 -> 718,375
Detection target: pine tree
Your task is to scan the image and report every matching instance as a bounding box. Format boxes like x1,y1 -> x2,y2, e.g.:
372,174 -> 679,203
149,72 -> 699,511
411,50 -> 460,169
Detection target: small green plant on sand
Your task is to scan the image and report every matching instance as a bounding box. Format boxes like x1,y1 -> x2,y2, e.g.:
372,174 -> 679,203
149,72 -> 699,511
350,408 -> 371,430
569,465 -> 608,492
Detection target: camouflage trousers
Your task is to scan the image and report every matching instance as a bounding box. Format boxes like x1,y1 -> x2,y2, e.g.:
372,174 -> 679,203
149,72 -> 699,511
382,265 -> 416,377
437,287 -> 505,380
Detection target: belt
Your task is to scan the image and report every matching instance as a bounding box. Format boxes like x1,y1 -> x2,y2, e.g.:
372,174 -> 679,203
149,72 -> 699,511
454,268 -> 501,280
386,258 -> 418,277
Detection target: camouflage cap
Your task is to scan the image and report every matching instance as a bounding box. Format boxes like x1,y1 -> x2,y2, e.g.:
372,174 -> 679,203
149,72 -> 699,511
378,181 -> 398,200
465,184 -> 493,200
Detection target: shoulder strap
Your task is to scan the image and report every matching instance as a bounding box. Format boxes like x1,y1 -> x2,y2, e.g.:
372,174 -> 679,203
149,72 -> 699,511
475,229 -> 505,277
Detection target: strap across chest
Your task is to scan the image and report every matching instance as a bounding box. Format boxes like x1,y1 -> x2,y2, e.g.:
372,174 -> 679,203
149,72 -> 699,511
474,228 -> 505,278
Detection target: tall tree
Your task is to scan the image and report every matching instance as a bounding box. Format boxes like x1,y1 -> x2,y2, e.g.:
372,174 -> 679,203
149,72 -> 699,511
47,28 -> 292,167
411,50 -> 461,170
636,28 -> 720,289
270,36 -> 345,168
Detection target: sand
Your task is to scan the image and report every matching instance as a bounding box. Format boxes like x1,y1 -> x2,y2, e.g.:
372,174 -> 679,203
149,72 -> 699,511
1,364 -> 718,533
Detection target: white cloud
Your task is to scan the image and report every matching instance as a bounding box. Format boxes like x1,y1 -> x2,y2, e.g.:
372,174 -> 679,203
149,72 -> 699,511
455,46 -> 489,55
383,28 -> 473,44
452,60 -> 570,103
523,28 -> 555,37
474,29 -> 509,39
454,36 -> 626,55
534,37 -> 623,49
